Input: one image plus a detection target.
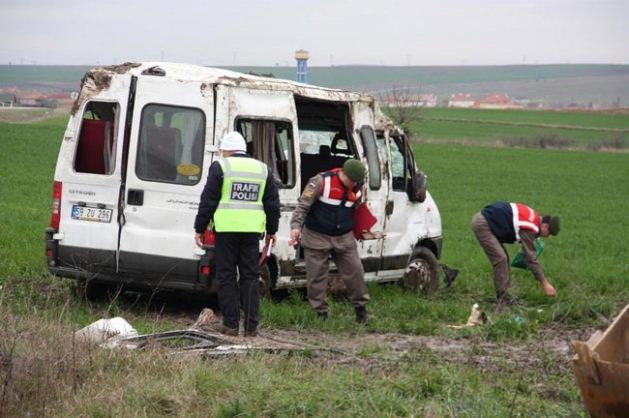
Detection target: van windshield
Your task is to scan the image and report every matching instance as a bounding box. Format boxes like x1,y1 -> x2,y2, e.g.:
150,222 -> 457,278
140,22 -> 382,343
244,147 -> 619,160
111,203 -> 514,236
299,129 -> 351,157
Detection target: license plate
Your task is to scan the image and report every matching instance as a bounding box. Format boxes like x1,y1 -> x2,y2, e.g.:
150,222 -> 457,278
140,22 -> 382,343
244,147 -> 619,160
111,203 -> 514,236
71,205 -> 113,223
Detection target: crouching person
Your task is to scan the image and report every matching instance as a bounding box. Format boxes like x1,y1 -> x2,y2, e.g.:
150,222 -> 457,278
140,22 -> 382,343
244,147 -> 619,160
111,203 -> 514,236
289,159 -> 370,323
471,201 -> 560,306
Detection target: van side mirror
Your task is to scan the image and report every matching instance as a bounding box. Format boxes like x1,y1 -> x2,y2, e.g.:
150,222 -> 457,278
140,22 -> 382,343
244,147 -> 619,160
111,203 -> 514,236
407,171 -> 427,203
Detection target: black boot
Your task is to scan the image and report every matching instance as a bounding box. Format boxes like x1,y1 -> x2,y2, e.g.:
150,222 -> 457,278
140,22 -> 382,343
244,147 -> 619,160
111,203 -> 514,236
355,306 -> 368,324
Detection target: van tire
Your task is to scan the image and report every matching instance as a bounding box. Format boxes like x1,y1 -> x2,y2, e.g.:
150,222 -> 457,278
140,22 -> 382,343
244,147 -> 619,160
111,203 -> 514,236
258,264 -> 274,299
77,279 -> 121,301
401,247 -> 439,295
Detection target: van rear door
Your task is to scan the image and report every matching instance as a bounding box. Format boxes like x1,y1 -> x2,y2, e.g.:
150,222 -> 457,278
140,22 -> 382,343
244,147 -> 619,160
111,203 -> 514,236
55,74 -> 132,274
117,75 -> 213,287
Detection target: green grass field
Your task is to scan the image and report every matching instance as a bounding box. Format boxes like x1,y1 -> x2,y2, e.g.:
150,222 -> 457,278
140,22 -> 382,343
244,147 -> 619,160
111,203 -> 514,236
402,107 -> 629,149
1,111 -> 628,416
422,108 -> 629,130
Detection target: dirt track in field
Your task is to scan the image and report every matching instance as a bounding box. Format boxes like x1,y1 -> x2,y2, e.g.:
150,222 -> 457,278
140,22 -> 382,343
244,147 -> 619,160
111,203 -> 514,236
257,326 -> 594,374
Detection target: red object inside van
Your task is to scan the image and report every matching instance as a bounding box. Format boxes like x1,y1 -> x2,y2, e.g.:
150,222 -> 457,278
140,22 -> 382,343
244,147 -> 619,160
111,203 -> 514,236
75,119 -> 113,174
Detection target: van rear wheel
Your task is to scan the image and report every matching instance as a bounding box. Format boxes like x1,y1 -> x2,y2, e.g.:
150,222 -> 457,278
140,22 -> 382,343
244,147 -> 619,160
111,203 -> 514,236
258,264 -> 273,299
77,279 -> 122,301
401,247 -> 439,294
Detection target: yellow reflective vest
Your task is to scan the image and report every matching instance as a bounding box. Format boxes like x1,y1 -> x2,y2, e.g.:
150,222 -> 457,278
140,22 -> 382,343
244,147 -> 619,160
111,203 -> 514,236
214,156 -> 268,233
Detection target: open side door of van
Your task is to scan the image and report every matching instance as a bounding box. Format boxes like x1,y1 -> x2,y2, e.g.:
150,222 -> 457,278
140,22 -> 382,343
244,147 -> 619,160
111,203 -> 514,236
351,101 -> 387,278
381,134 -> 440,261
214,85 -> 300,262
117,75 -> 214,289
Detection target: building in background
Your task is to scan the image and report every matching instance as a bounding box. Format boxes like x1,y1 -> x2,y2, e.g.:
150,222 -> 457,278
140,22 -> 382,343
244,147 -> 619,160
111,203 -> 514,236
474,93 -> 519,109
448,93 -> 475,108
295,50 -> 309,83
382,93 -> 438,108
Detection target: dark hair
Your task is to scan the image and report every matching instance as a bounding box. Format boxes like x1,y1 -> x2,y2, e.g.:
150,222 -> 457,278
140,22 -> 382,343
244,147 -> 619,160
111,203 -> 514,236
541,215 -> 561,236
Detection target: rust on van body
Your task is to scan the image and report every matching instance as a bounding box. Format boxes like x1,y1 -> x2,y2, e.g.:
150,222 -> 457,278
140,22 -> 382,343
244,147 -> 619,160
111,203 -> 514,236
71,62 -> 141,115
100,62 -> 141,74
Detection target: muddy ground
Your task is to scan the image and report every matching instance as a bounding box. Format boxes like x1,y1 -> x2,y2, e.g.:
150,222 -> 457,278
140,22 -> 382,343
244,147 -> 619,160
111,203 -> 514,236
182,306 -> 595,377
265,327 -> 593,374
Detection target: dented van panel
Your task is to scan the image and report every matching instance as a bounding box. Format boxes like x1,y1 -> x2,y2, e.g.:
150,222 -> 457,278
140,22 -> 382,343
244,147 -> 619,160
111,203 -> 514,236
48,62 -> 442,295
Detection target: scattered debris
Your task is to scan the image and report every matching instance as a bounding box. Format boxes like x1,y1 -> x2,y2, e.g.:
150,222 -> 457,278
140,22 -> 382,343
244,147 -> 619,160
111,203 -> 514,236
440,264 -> 459,288
75,310 -> 314,357
192,307 -> 222,331
572,304 -> 629,417
447,303 -> 488,329
74,317 -> 137,345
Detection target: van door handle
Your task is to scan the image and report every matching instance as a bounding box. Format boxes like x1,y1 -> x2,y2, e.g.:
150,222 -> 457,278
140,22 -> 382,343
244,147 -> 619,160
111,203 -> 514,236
127,189 -> 144,206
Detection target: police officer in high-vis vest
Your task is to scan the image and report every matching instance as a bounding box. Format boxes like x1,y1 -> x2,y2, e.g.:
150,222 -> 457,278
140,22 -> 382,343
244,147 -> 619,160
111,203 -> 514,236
471,201 -> 560,306
289,159 -> 370,323
194,132 -> 280,337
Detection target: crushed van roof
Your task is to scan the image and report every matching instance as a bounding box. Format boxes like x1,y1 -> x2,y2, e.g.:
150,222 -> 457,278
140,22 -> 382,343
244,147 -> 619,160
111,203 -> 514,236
91,62 -> 373,102
73,62 -> 397,131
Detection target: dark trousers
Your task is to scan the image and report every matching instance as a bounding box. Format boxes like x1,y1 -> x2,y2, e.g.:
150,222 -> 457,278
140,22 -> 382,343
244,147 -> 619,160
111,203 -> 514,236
215,232 -> 260,332
471,212 -> 510,294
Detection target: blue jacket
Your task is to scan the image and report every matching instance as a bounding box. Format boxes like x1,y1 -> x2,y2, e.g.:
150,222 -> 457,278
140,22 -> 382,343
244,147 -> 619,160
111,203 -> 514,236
481,201 -> 518,243
304,171 -> 357,236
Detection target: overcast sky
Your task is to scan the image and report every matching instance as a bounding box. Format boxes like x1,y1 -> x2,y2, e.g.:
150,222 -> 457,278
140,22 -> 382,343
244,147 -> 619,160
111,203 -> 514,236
1,0 -> 627,66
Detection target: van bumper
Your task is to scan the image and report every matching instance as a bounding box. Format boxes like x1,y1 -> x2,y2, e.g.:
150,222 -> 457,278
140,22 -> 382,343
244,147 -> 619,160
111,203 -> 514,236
48,245 -> 217,294
49,265 -> 216,294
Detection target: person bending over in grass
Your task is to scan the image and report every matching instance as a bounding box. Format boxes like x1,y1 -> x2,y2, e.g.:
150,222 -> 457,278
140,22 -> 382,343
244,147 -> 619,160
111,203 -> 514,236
471,201 -> 560,306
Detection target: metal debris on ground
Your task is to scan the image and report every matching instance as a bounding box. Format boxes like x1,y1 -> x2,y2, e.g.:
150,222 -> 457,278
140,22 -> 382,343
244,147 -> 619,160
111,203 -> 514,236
76,309 -> 314,357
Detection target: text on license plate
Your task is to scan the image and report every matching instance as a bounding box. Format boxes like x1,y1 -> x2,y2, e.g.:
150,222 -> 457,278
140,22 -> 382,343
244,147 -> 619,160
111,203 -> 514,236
71,205 -> 113,223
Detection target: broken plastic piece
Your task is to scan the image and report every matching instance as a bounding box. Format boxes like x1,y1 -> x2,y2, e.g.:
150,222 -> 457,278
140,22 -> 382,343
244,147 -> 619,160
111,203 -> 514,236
74,317 -> 138,345
447,303 -> 488,329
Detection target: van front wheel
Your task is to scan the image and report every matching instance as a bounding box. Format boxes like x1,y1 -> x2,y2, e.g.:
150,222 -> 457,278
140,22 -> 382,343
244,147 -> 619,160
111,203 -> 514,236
401,247 -> 439,295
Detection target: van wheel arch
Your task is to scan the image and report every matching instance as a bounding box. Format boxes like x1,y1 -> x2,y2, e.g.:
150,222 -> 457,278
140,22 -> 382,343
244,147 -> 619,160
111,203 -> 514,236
400,246 -> 439,294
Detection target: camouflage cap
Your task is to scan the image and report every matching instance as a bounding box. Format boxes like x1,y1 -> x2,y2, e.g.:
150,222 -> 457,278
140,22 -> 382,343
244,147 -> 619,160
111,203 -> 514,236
342,159 -> 366,182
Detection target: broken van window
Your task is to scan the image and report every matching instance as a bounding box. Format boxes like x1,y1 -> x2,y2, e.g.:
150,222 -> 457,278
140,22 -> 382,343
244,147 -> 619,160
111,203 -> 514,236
294,96 -> 356,190
359,126 -> 381,190
236,119 -> 295,188
376,132 -> 389,168
390,137 -> 407,191
74,101 -> 119,175
136,104 -> 205,185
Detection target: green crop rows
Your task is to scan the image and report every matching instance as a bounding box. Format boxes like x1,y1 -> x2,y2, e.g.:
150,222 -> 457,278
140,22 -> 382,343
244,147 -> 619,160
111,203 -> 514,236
1,111 -> 627,416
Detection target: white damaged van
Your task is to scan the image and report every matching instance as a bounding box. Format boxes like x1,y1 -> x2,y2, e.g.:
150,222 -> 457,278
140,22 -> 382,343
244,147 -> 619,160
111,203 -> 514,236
46,62 -> 442,296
